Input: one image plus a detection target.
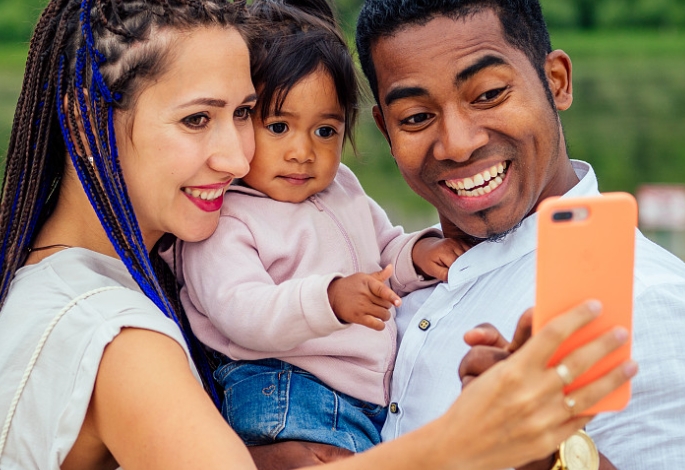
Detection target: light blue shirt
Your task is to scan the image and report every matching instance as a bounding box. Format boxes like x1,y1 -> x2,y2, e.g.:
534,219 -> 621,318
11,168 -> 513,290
383,161 -> 685,468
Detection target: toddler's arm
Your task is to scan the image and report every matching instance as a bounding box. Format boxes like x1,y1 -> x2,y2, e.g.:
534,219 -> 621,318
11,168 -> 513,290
327,265 -> 400,331
412,237 -> 469,282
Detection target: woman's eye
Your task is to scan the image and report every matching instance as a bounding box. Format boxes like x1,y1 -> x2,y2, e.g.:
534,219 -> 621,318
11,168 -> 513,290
476,87 -> 507,102
400,113 -> 432,126
315,126 -> 336,138
267,122 -> 288,134
182,113 -> 209,129
235,106 -> 253,120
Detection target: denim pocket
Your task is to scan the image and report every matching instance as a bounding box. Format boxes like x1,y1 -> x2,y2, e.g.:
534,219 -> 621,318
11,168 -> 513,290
215,362 -> 290,444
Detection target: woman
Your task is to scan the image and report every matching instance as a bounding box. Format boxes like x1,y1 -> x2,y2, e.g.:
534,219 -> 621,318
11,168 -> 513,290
0,0 -> 635,469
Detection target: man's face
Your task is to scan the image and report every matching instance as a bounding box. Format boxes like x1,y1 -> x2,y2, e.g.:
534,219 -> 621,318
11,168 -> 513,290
371,10 -> 576,240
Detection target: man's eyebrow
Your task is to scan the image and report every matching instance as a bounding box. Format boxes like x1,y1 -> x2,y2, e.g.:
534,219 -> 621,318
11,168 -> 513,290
384,86 -> 429,107
455,55 -> 507,85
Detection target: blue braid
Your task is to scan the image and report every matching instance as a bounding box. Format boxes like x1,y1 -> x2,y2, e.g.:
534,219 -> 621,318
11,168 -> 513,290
56,2 -> 221,406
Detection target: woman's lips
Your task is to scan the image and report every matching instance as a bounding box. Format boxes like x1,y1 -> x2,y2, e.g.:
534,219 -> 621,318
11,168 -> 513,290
182,182 -> 230,212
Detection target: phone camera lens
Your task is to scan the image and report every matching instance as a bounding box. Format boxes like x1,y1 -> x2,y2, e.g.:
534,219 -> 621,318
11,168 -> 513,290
552,211 -> 574,221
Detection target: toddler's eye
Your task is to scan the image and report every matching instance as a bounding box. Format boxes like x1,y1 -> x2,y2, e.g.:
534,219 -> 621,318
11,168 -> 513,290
267,122 -> 288,134
315,126 -> 336,138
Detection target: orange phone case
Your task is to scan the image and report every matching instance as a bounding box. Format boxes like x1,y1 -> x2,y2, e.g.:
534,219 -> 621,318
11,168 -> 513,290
533,192 -> 636,415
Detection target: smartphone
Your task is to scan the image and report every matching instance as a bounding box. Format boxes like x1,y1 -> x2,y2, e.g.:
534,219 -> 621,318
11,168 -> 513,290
533,192 -> 636,415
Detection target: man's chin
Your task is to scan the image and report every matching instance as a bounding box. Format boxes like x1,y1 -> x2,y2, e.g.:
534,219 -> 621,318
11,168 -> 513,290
482,220 -> 523,242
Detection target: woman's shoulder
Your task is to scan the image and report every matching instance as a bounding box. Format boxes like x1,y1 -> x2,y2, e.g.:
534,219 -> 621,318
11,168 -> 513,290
3,247 -> 180,333
0,248 -> 194,470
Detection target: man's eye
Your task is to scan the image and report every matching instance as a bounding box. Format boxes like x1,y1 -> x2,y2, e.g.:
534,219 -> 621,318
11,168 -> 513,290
315,126 -> 336,138
476,87 -> 507,102
400,113 -> 432,126
182,113 -> 209,129
267,122 -> 288,134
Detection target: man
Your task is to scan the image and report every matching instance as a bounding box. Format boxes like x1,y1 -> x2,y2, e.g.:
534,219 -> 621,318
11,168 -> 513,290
355,0 -> 685,469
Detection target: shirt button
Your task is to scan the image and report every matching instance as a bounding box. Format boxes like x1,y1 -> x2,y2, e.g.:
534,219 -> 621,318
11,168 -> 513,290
418,319 -> 431,331
389,402 -> 399,414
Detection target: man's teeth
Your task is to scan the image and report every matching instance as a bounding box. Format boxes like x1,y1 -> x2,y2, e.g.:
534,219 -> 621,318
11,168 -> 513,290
183,187 -> 224,201
445,162 -> 507,197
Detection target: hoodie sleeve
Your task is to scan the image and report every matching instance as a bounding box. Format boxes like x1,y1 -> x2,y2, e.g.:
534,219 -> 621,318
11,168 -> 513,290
334,165 -> 442,296
368,194 -> 443,296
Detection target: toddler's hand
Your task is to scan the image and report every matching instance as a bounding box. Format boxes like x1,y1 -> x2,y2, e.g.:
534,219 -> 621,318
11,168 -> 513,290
327,265 -> 400,331
413,237 -> 469,282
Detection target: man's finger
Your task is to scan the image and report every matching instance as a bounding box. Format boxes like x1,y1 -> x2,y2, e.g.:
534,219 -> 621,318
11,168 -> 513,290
507,308 -> 533,353
458,345 -> 511,382
463,322 -> 510,348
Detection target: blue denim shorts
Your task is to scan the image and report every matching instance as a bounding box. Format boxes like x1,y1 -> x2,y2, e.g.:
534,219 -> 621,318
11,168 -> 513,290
214,358 -> 387,452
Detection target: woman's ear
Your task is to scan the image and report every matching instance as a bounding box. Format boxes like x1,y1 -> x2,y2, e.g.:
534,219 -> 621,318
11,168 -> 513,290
545,50 -> 573,111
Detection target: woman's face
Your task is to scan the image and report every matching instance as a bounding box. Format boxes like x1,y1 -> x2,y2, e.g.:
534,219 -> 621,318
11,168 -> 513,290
115,26 -> 256,246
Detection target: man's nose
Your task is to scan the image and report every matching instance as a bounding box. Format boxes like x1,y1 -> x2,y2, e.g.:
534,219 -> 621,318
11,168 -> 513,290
433,107 -> 488,162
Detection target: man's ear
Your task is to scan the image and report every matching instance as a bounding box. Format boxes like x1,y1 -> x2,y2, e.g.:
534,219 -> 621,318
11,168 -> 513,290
544,50 -> 573,111
372,104 -> 392,148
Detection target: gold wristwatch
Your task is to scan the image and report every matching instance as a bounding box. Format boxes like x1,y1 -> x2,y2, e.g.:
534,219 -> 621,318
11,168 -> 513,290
551,430 -> 599,470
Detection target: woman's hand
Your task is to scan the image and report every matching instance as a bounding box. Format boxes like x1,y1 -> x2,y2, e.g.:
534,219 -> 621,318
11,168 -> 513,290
433,300 -> 637,470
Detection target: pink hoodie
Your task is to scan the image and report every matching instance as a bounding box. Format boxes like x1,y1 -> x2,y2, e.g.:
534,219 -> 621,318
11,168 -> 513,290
172,164 -> 440,405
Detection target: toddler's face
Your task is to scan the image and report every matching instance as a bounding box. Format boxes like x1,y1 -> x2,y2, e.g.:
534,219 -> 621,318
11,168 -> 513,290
244,68 -> 345,203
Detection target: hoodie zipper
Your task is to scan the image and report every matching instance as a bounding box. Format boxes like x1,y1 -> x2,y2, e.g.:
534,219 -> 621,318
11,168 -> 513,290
309,194 -> 360,273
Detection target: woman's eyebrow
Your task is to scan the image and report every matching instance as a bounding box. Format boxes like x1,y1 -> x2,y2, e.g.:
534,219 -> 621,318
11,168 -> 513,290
176,98 -> 228,109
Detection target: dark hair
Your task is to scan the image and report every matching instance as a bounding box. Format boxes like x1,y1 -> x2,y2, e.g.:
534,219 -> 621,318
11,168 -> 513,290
249,0 -> 359,147
0,0 -> 251,406
355,0 -> 553,106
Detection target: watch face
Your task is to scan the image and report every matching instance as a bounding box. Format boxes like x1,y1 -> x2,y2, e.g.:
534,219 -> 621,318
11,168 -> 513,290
561,432 -> 600,470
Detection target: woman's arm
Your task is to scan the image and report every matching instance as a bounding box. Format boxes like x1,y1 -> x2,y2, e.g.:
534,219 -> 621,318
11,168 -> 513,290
67,302 -> 633,470
243,301 -> 637,470
67,328 -> 256,470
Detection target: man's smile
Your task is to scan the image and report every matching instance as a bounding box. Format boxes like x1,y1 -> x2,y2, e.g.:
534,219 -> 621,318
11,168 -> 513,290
443,161 -> 509,197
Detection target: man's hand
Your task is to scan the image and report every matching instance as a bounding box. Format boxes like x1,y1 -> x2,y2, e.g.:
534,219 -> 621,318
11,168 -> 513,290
248,441 -> 353,470
459,309 -> 534,388
327,265 -> 399,331
412,237 -> 469,281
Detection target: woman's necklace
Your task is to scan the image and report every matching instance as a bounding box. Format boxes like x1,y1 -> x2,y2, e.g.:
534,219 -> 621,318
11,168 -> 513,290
26,244 -> 74,253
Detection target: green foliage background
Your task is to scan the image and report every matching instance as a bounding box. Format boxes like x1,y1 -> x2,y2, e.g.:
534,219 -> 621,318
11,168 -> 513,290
1,0 -> 684,242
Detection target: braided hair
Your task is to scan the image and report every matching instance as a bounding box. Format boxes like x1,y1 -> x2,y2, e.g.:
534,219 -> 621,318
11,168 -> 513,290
0,0 -> 251,407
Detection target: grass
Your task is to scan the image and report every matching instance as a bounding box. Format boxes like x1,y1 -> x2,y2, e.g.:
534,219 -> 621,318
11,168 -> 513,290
1,31 -> 685,237
0,43 -> 26,173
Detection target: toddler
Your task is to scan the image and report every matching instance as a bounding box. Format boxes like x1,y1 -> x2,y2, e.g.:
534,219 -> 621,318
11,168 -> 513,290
174,0 -> 466,453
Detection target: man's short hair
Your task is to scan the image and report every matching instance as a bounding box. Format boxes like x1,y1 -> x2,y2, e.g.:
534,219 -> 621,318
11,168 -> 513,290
355,0 -> 553,106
